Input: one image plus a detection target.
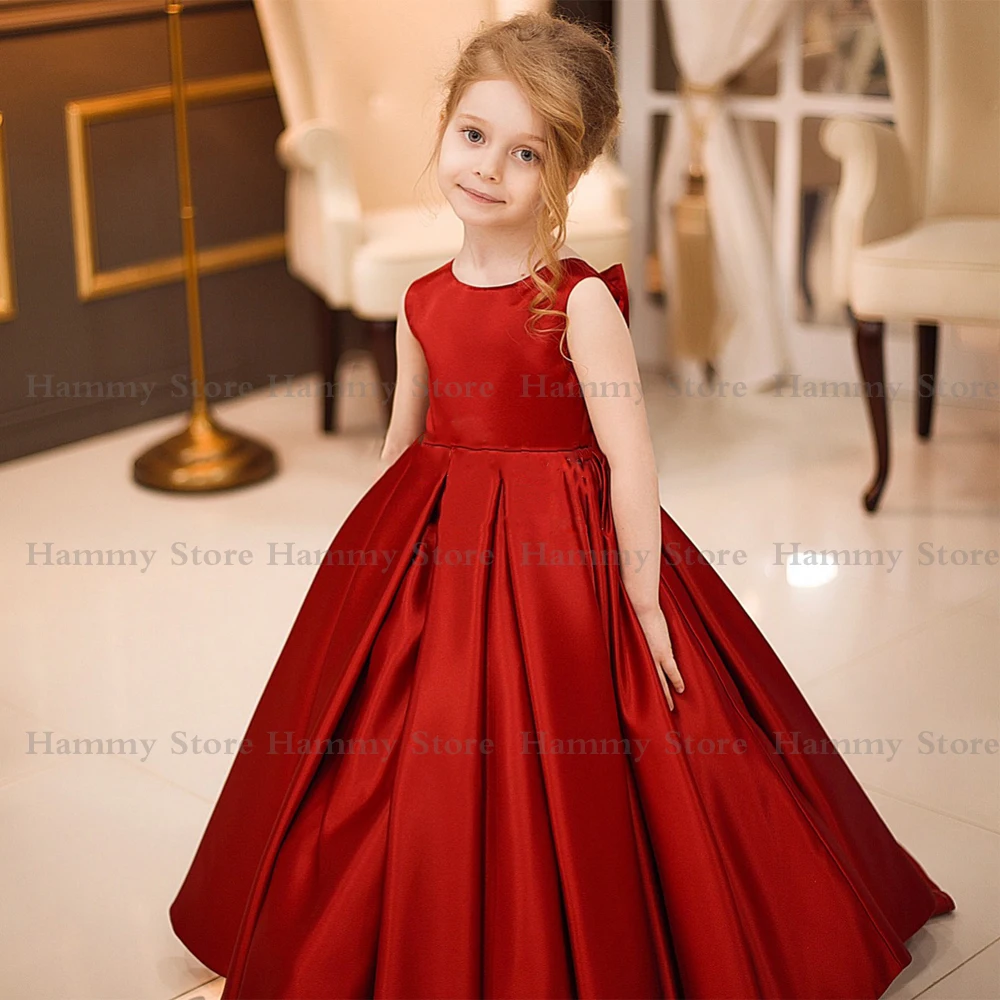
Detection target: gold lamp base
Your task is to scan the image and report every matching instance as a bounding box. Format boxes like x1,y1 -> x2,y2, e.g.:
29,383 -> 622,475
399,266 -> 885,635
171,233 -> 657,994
133,409 -> 277,492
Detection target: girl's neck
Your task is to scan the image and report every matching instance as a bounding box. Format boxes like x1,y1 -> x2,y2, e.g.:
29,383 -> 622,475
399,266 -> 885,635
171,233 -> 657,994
452,242 -> 576,285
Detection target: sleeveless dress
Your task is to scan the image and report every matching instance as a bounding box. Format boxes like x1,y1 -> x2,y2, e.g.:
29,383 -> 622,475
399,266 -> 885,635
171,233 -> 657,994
169,256 -> 955,999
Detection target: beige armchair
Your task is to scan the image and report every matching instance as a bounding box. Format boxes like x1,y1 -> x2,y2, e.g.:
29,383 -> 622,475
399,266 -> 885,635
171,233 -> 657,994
252,0 -> 631,432
820,0 -> 1000,512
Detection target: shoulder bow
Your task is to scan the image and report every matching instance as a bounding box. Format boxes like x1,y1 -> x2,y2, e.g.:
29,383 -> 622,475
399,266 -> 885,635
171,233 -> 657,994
598,263 -> 630,326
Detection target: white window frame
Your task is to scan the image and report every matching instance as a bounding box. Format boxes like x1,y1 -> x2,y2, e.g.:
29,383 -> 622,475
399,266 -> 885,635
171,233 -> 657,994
616,1 -> 893,377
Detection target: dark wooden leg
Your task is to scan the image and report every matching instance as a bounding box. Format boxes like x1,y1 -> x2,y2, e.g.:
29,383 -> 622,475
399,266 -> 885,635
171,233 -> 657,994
800,189 -> 821,319
316,295 -> 347,434
854,316 -> 890,512
367,319 -> 397,430
916,321 -> 938,438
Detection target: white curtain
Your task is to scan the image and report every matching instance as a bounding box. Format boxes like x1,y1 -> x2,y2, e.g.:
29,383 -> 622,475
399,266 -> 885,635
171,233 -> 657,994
656,0 -> 792,390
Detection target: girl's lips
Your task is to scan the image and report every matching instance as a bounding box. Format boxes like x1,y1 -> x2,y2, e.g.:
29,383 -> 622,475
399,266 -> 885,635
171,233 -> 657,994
460,185 -> 503,204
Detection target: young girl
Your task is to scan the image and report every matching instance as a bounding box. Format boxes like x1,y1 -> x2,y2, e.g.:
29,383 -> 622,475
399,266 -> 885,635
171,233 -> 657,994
170,12 -> 954,999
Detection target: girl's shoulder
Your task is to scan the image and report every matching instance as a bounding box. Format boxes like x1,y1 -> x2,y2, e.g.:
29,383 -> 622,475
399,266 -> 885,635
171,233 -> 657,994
561,256 -> 630,326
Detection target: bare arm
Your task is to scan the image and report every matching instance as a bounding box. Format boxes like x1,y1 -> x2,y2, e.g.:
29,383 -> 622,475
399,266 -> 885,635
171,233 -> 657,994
565,276 -> 660,614
566,275 -> 684,709
375,284 -> 430,476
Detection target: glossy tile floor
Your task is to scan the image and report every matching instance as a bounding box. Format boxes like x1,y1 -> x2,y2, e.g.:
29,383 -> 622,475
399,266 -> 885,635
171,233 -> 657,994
1,364 -> 997,1000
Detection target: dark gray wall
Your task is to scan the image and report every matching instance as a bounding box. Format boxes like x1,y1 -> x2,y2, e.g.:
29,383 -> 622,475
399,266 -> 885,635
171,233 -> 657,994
0,0 -> 317,463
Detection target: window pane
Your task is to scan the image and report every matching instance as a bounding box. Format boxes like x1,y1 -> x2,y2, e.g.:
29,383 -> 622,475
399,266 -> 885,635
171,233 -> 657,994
653,1 -> 680,93
798,115 -> 845,323
728,34 -> 781,97
802,0 -> 888,96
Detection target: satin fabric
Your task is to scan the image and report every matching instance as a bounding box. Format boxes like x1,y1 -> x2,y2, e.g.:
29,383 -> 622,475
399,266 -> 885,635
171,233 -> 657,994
169,257 -> 954,999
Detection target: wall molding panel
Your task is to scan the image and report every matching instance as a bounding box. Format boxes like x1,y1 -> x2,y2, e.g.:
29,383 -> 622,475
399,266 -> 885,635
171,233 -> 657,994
65,69 -> 285,302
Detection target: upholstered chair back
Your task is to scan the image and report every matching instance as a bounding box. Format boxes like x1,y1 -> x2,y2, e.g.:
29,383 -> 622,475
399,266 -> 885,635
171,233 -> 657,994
254,0 -> 552,214
873,0 -> 1000,219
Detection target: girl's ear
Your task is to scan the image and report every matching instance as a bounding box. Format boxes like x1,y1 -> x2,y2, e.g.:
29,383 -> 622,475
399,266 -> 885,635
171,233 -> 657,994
568,168 -> 582,193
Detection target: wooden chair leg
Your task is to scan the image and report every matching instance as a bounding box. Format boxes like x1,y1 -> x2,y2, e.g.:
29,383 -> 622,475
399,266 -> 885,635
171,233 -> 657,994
367,319 -> 397,430
316,295 -> 346,434
854,316 -> 890,513
799,189 -> 822,319
916,321 -> 939,438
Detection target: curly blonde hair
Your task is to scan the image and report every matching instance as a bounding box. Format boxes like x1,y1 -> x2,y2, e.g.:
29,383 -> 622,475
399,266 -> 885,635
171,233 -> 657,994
417,11 -> 622,361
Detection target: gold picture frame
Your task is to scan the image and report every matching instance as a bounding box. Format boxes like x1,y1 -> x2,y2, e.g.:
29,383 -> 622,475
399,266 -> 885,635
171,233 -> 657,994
65,69 -> 285,302
0,112 -> 15,322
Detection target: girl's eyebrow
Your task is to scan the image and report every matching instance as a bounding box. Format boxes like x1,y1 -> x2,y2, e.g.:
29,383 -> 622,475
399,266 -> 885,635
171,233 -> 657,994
456,113 -> 547,145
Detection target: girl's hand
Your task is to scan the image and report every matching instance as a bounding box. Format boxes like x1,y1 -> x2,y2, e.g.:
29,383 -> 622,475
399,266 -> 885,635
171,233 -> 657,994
635,606 -> 685,711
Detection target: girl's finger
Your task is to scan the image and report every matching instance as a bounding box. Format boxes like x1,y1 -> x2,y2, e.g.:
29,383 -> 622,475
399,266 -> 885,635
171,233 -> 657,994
655,648 -> 684,692
655,662 -> 674,711
664,658 -> 685,693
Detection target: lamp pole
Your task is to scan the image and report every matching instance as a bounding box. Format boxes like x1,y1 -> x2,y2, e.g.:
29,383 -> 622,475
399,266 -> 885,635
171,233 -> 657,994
133,0 -> 277,492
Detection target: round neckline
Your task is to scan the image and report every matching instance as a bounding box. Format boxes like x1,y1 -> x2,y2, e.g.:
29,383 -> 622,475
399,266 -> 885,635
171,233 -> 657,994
447,256 -> 585,289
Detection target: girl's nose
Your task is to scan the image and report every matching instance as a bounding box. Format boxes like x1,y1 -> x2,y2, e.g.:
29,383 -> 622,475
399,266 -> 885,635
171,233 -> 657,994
476,156 -> 501,182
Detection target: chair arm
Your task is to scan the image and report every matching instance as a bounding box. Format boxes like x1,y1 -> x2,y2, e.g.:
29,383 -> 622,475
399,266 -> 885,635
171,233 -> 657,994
275,118 -> 363,306
596,153 -> 630,220
820,117 -> 918,303
276,118 -> 362,224
571,152 -> 630,220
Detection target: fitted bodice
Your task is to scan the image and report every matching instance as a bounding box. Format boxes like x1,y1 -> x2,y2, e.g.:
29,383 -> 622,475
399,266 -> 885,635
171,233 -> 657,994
403,257 -> 630,450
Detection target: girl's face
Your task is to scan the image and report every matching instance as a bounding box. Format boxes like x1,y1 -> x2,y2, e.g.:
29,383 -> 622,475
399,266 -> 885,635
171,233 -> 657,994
437,78 -> 547,232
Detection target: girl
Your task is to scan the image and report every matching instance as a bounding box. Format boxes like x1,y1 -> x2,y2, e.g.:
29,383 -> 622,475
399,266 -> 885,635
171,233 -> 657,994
170,12 -> 954,999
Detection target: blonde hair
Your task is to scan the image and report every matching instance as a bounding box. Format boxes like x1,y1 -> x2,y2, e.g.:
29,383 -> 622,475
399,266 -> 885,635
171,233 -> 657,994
417,11 -> 622,362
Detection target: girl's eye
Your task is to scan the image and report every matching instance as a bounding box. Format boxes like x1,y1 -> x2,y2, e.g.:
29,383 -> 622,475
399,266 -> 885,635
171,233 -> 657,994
460,128 -> 540,164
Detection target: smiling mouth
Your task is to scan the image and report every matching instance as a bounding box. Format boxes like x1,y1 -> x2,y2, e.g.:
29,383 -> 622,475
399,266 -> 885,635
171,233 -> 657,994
460,185 -> 503,204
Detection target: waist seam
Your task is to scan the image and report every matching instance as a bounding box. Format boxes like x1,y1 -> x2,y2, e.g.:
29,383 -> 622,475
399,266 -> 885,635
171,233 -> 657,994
420,438 -> 598,454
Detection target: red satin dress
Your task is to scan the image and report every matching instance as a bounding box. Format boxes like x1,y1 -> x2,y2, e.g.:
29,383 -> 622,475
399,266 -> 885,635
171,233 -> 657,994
169,256 -> 954,999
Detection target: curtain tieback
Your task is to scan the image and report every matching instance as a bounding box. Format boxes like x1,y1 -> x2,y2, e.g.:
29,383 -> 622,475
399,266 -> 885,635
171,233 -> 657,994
678,79 -> 724,178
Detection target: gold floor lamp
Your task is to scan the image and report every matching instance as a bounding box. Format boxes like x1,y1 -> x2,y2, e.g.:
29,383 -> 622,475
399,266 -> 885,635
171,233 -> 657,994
133,0 -> 277,492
